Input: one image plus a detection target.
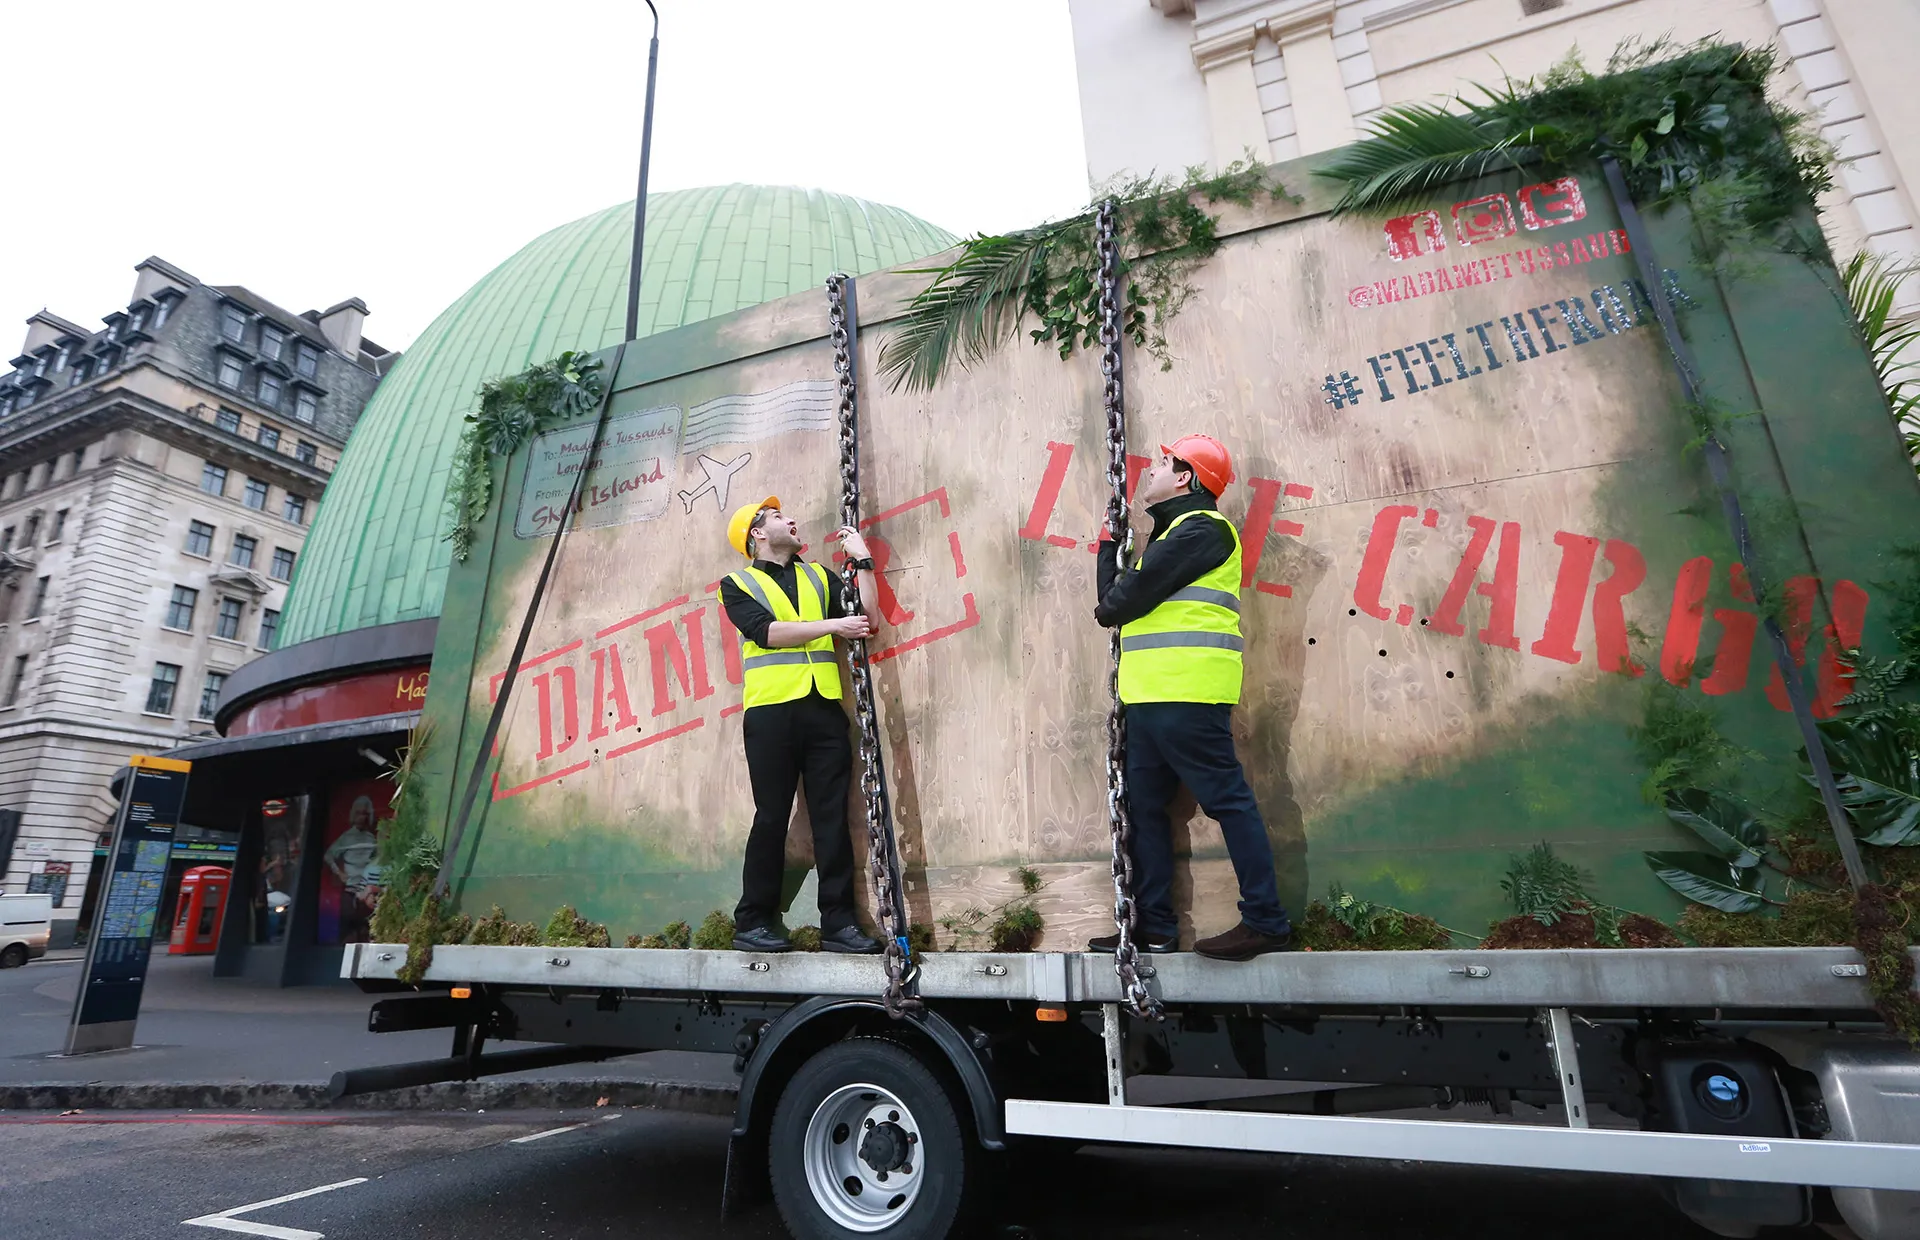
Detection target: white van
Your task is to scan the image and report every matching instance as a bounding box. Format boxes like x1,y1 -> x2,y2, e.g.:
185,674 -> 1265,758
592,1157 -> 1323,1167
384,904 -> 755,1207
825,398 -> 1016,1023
0,892 -> 52,967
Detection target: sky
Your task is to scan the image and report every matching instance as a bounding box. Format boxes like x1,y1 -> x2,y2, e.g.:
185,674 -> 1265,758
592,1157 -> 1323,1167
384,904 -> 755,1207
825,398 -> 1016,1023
0,1 -> 1091,354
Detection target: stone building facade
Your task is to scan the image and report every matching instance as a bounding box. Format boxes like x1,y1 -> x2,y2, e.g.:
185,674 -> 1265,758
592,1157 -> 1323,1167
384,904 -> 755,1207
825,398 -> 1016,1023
0,257 -> 393,943
1068,0 -> 1920,306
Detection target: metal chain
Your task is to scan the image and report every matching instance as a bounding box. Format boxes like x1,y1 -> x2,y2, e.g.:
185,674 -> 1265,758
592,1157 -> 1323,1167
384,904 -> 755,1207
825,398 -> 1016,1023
1097,201 -> 1161,1021
827,273 -> 921,1018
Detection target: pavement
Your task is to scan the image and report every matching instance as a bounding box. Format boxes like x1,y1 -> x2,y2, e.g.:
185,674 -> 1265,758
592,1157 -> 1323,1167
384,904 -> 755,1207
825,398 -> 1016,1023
0,1106 -> 1718,1239
0,950 -> 738,1111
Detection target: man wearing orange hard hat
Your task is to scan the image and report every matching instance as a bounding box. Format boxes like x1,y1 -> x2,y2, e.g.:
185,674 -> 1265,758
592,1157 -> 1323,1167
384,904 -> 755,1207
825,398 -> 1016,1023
1089,434 -> 1294,961
717,497 -> 884,954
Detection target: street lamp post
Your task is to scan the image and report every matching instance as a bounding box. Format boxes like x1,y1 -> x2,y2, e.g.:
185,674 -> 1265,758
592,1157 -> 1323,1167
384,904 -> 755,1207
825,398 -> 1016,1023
624,1 -> 661,344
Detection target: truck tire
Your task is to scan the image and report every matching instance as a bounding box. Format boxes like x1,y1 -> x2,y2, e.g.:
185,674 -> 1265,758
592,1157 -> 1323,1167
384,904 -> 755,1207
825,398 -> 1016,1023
0,944 -> 26,969
769,1037 -> 976,1240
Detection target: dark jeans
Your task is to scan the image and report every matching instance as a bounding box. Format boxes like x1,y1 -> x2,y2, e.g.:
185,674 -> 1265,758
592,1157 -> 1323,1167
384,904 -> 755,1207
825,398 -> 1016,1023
735,692 -> 858,933
1126,701 -> 1290,938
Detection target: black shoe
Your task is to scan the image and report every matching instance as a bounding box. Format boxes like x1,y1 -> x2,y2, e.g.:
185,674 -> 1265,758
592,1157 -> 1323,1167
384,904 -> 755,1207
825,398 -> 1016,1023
1086,931 -> 1178,954
820,925 -> 882,954
732,925 -> 793,953
1194,921 -> 1294,961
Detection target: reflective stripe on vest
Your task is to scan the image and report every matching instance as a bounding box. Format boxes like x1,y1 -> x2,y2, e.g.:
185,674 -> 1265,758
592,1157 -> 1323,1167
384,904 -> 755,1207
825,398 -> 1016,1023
731,561 -> 843,708
1117,509 -> 1244,705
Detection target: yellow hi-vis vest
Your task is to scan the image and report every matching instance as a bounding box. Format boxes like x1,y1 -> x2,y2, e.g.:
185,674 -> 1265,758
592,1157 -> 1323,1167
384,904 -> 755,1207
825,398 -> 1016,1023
729,561 -> 844,708
1117,509 -> 1244,705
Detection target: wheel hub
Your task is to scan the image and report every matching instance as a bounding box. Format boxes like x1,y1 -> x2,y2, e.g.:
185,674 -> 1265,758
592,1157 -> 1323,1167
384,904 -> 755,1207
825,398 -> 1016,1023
804,1083 -> 925,1232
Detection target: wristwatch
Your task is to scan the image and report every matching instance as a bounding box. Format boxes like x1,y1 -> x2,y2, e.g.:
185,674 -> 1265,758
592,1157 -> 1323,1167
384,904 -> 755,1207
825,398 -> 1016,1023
846,556 -> 875,571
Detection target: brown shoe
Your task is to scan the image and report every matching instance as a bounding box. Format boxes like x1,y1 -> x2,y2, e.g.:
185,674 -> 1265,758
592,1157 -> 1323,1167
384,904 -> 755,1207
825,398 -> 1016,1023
1194,921 -> 1294,961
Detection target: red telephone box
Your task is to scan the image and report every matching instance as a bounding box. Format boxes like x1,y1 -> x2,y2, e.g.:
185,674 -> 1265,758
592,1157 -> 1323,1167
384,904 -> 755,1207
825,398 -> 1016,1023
168,865 -> 231,955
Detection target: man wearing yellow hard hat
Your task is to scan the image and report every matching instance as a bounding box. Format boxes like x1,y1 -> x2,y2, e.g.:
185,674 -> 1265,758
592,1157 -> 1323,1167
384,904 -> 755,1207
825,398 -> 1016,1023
717,497 -> 884,954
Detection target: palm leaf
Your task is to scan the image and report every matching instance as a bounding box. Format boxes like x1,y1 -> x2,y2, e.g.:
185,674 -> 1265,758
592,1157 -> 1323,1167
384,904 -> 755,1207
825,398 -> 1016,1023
1314,103 -> 1549,215
1842,251 -> 1920,440
1662,788 -> 1767,868
1644,850 -> 1767,913
878,220 -> 1080,393
1820,716 -> 1920,846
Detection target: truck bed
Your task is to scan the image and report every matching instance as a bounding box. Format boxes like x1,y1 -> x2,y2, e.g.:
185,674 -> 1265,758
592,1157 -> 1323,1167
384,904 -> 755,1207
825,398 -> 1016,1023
343,942 -> 1913,1012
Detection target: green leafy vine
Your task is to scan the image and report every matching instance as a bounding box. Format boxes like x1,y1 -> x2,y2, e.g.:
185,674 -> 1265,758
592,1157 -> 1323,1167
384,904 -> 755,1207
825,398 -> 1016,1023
880,159 -> 1287,392
444,351 -> 605,562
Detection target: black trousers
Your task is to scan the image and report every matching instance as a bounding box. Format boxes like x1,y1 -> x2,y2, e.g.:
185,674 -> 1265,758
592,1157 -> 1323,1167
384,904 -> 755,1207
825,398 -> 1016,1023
734,692 -> 858,933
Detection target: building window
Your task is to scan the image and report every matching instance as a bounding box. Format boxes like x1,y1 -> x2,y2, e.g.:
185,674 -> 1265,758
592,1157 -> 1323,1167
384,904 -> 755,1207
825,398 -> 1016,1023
95,349 -> 118,375
259,608 -> 280,650
22,513 -> 40,546
27,575 -> 49,619
229,533 -> 257,568
260,324 -> 285,362
215,408 -> 242,434
293,389 -> 317,424
269,546 -> 295,580
244,477 -> 269,510
165,585 -> 198,631
68,363 -> 86,388
282,494 -> 307,524
201,463 -> 228,496
295,342 -> 319,379
145,662 -> 180,714
69,449 -> 82,474
257,424 -> 280,450
1,526 -> 12,551
186,520 -> 214,557
197,670 -> 227,720
257,373 -> 283,409
129,306 -> 149,333
295,440 -> 317,465
220,304 -> 247,342
32,355 -> 48,377
153,298 -> 172,330
50,509 -> 67,543
4,655 -> 26,707
215,596 -> 243,640
217,354 -> 244,390
55,346 -> 72,370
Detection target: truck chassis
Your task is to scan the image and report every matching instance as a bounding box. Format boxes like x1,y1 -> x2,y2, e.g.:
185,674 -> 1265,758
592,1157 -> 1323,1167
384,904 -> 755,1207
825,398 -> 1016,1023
342,943 -> 1920,1240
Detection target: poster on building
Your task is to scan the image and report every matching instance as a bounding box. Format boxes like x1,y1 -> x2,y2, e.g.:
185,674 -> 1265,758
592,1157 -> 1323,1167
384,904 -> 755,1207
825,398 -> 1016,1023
26,861 -> 71,907
254,798 -> 305,946
317,779 -> 394,945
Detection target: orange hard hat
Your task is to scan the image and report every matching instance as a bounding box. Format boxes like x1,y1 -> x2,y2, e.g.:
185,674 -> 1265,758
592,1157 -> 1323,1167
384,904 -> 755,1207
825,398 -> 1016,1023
1161,435 -> 1234,496
726,496 -> 781,558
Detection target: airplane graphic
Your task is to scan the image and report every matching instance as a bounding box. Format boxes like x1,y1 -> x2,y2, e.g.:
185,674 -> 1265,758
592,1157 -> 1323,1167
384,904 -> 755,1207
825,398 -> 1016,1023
677,452 -> 752,514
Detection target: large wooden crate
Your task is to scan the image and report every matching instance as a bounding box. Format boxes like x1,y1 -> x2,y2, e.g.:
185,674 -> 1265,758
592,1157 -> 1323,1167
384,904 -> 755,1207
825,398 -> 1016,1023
414,157 -> 1920,948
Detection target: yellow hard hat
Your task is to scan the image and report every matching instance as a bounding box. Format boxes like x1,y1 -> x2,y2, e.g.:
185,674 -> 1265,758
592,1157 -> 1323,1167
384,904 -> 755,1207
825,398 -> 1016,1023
727,496 -> 781,558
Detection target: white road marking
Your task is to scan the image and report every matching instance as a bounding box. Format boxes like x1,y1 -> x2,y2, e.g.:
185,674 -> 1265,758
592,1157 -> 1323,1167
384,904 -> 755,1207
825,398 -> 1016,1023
509,1122 -> 587,1144
183,1177 -> 368,1239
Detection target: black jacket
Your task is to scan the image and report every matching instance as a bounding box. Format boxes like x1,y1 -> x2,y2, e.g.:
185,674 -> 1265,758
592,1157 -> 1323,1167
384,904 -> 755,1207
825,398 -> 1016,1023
1094,491 -> 1236,628
719,558 -> 849,649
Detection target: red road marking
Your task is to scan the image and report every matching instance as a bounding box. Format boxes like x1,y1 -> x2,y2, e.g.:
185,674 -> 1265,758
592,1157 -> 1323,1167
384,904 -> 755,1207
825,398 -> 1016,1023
493,759 -> 592,801
595,594 -> 692,640
1255,582 -> 1293,599
0,1115 -> 342,1125
947,532 -> 967,578
721,703 -> 743,718
606,716 -> 706,760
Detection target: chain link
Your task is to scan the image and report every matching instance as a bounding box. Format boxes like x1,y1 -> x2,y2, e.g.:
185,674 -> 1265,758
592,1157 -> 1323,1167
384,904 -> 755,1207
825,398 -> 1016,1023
1097,200 -> 1161,1021
827,273 -> 921,1019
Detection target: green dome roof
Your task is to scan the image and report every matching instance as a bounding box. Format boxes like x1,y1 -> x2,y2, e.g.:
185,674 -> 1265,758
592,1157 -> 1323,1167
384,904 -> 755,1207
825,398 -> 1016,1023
279,185 -> 956,648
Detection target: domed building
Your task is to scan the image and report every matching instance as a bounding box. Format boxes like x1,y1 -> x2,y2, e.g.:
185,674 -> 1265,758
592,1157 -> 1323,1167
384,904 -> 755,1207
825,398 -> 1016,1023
172,187 -> 955,983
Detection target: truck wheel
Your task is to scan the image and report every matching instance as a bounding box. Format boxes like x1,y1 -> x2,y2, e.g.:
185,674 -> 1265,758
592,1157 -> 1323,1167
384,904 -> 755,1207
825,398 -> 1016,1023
0,944 -> 26,969
770,1037 -> 974,1240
